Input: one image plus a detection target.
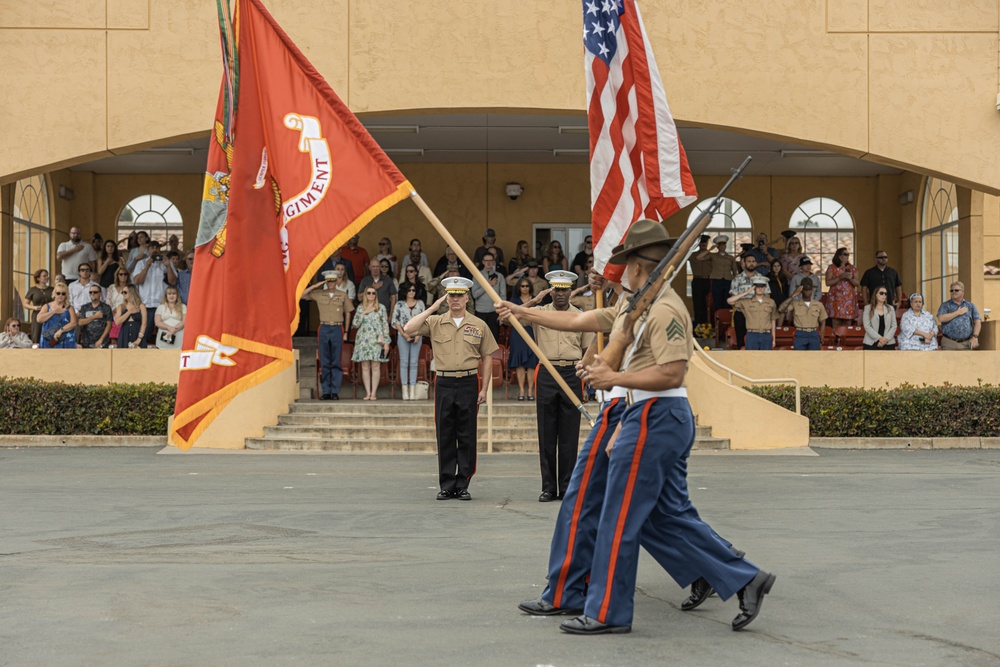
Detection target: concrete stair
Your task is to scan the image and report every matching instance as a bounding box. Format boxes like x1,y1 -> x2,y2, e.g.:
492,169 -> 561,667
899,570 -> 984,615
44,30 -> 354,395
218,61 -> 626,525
246,400 -> 730,452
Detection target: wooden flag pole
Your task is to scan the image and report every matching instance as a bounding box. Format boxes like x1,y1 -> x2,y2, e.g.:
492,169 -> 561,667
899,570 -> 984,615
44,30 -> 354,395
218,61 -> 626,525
410,192 -> 595,427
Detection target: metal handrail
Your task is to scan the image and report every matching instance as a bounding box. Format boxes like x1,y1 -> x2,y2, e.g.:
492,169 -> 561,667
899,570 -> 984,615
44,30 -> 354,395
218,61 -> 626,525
693,343 -> 802,415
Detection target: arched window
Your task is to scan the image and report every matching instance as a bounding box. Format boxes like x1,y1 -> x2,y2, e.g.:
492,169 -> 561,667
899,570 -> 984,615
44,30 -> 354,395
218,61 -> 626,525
687,196 -> 753,247
789,197 -> 854,275
11,175 -> 52,303
117,194 -> 184,248
920,177 -> 959,311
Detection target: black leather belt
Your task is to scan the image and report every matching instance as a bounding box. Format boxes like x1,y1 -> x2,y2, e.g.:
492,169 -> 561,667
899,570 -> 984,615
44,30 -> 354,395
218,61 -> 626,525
944,335 -> 970,343
436,369 -> 478,378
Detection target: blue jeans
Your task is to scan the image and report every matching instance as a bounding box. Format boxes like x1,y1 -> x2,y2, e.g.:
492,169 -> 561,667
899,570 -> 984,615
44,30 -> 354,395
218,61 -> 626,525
398,336 -> 422,385
793,330 -> 821,350
745,332 -> 773,350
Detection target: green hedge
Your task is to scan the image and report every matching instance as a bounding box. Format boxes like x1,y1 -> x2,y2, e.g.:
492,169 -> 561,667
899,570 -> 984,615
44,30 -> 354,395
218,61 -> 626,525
748,384 -> 1000,437
0,378 -> 176,436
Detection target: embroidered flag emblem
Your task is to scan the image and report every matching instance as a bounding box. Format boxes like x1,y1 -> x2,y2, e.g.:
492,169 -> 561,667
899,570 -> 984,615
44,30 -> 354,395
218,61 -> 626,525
666,318 -> 685,342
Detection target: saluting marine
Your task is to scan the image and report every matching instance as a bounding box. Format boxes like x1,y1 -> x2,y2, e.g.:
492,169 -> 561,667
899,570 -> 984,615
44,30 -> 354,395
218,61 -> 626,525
303,269 -> 354,399
404,276 -> 498,501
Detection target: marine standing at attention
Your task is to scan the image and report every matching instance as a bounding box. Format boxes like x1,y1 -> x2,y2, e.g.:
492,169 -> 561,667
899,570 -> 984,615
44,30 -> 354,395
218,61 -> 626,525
404,276 -> 498,501
531,270 -> 594,502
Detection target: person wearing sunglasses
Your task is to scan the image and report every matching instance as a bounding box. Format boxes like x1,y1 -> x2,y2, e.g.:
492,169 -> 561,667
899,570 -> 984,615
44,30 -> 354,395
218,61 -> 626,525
862,287 -> 897,350
77,285 -> 114,349
937,282 -> 982,350
860,250 -> 903,306
113,287 -> 147,348
0,318 -> 33,349
37,284 -> 78,349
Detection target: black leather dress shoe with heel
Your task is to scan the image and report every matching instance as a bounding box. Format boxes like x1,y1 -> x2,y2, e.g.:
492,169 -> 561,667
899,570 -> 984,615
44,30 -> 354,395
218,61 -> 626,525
732,569 -> 776,631
517,597 -> 582,616
559,615 -> 631,635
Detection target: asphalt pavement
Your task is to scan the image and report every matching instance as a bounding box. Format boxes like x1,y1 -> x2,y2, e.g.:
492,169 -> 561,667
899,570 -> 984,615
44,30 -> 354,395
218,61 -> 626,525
2,447 -> 999,667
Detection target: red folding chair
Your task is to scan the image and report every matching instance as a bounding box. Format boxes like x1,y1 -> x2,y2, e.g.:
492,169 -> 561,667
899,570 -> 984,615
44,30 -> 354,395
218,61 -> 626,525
714,309 -> 732,348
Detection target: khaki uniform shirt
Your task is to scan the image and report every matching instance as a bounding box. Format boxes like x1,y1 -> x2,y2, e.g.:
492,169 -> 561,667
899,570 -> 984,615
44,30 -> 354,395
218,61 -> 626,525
569,292 -> 596,312
417,312 -> 499,371
735,297 -> 779,332
689,255 -> 713,279
783,299 -> 827,329
532,304 -> 595,361
307,287 -> 354,325
593,296 -> 629,338
709,253 -> 738,280
624,287 -> 692,373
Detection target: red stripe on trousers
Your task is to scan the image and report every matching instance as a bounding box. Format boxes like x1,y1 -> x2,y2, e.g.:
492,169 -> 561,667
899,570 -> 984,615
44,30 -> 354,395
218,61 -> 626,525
552,398 -> 618,608
598,398 -> 655,622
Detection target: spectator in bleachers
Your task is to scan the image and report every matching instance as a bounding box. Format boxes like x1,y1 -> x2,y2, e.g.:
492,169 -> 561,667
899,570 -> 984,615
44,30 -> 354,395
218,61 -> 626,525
340,235 -> 370,284
470,251 -> 503,341
506,260 -> 547,296
508,278 -> 539,401
509,240 -> 532,276
125,230 -> 151,272
474,228 -> 505,268
434,245 -> 472,279
57,226 -> 97,283
0,318 -> 32,349
727,275 -> 779,349
767,258 -> 787,305
399,264 -> 429,305
571,235 -> 594,277
376,237 -> 397,275
154,286 -> 186,349
358,258 -> 396,326
398,239 -> 430,281
860,250 -> 903,306
352,287 -> 391,401
166,234 -> 181,253
69,262 -> 104,312
779,233 -> 805,281
37,283 -> 78,349
861,286 -> 897,350
825,248 -> 860,328
106,267 -> 131,311
789,257 -> 822,298
77,284 -> 113,349
898,293 -> 938,351
484,247 -> 506,277
392,283 -> 426,400
936,281 -> 982,350
132,240 -> 176,347
176,250 -> 194,305
114,286 -> 147,348
747,232 -> 779,275
97,239 -> 121,288
331,260 -> 356,302
541,240 -> 566,273
90,233 -> 104,256
21,268 -> 53,344
379,258 -> 397,288
778,281 -> 827,350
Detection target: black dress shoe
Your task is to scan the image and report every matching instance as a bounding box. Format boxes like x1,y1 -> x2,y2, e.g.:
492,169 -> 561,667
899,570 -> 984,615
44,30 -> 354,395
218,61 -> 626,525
456,489 -> 471,501
518,597 -> 583,616
681,577 -> 715,611
320,394 -> 331,400
732,570 -> 776,631
330,394 -> 339,400
436,490 -> 454,500
560,615 -> 630,635
538,492 -> 555,502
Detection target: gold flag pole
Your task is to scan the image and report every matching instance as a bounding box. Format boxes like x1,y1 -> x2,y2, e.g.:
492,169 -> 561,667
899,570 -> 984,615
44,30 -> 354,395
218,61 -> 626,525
410,192 -> 595,427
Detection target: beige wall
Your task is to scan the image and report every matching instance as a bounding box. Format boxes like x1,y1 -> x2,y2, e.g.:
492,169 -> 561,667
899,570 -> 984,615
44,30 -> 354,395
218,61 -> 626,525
3,1 -> 1000,194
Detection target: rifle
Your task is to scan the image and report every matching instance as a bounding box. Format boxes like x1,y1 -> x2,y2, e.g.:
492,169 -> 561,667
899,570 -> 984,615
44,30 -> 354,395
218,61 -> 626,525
593,156 -> 752,372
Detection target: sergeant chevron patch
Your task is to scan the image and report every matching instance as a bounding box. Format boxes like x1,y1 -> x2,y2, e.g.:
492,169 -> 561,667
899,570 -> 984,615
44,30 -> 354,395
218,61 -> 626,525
666,319 -> 685,342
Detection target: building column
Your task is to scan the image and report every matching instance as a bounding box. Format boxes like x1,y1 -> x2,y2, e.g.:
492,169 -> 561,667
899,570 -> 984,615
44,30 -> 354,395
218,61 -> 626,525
0,183 -> 13,320
956,187 -> 984,303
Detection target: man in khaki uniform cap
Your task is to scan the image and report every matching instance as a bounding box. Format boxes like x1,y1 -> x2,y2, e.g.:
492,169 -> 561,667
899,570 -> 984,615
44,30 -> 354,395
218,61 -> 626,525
405,276 -> 498,501
726,274 -> 779,349
303,269 -> 354,400
532,270 -> 595,502
778,281 -> 827,349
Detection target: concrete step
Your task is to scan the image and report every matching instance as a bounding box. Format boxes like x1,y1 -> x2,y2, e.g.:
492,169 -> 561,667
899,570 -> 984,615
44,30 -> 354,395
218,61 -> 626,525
262,424 -> 621,442
287,401 -> 592,415
247,435 -> 729,453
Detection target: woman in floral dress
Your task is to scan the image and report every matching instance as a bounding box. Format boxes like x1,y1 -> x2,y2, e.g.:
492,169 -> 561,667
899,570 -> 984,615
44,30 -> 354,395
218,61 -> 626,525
352,287 -> 391,400
825,247 -> 860,327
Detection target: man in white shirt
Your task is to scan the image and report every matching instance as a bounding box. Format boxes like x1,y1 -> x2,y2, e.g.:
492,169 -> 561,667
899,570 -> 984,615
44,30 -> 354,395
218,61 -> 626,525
69,262 -> 105,312
56,227 -> 97,282
132,240 -> 176,346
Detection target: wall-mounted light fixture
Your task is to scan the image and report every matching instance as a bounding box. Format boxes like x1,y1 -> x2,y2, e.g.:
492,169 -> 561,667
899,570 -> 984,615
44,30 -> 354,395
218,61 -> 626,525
505,182 -> 524,201
384,148 -> 424,156
367,125 -> 420,134
898,190 -> 914,205
58,185 -> 75,201
552,148 -> 590,157
779,149 -> 840,158
557,125 -> 589,135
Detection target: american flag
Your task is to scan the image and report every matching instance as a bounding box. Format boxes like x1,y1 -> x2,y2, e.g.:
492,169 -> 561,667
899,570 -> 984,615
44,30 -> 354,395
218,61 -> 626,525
585,0 -> 697,278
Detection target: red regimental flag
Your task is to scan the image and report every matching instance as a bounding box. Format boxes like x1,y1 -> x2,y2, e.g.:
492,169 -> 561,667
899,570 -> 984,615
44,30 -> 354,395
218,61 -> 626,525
170,0 -> 411,450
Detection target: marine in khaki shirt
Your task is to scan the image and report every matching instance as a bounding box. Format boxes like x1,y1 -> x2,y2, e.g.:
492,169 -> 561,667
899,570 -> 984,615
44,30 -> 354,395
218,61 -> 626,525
416,311 -> 499,371
620,286 -> 693,374
306,285 -> 354,326
534,303 -> 595,361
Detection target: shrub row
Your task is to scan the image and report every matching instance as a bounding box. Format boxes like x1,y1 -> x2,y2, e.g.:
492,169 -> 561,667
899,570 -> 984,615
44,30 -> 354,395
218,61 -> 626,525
748,384 -> 1000,437
0,378 -> 175,436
